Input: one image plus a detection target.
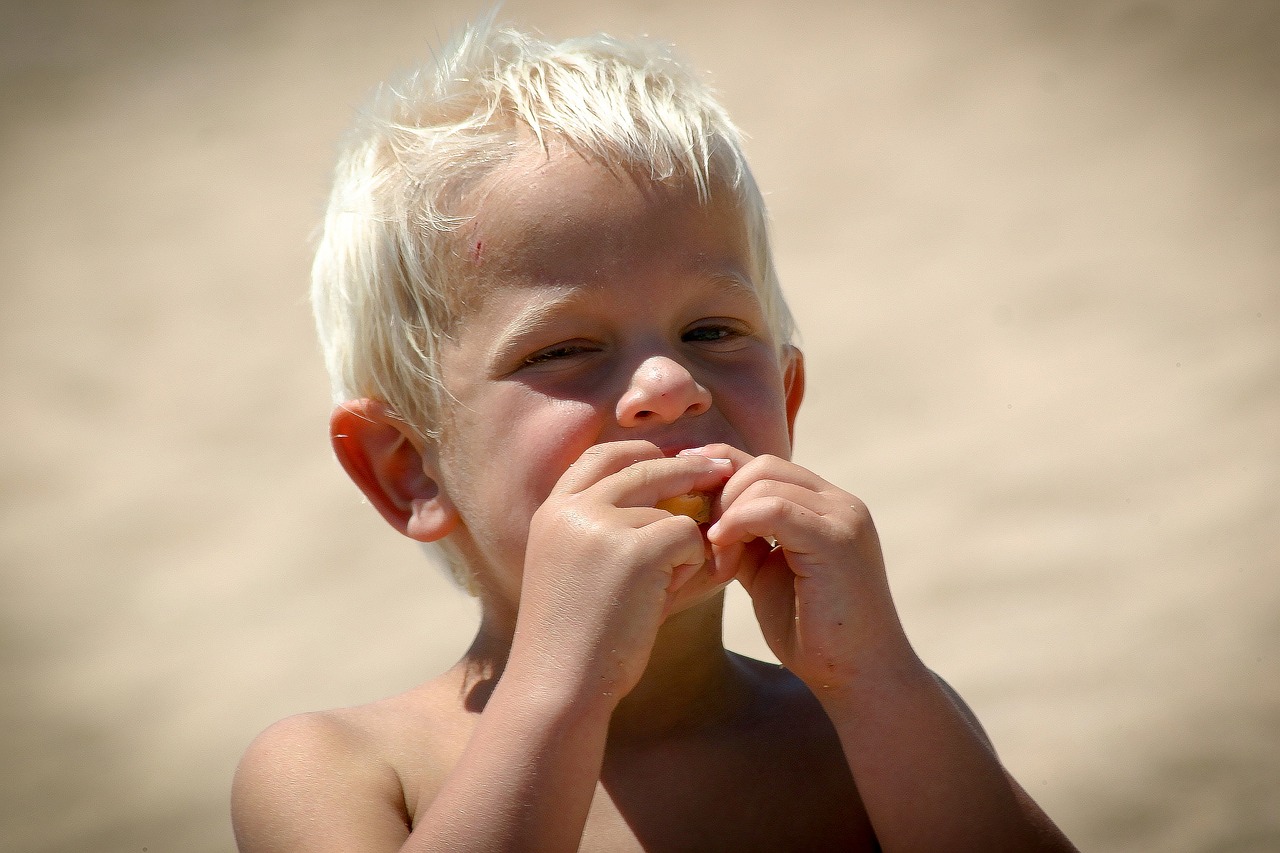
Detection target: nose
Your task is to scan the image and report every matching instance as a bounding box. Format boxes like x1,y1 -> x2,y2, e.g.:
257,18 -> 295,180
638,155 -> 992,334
616,356 -> 712,427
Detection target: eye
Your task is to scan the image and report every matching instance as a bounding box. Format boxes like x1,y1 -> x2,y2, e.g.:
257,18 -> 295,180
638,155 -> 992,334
683,321 -> 749,348
521,340 -> 599,367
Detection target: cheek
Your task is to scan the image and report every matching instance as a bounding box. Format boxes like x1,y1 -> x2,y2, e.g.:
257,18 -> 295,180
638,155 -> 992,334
719,374 -> 793,456
467,393 -> 605,505
528,398 -> 608,486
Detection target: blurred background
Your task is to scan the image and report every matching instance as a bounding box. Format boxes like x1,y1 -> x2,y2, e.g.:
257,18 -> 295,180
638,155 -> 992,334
1,1 -> 1276,850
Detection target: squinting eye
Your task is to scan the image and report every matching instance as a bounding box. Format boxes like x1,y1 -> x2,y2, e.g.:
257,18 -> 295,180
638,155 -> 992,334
522,342 -> 595,366
684,324 -> 743,344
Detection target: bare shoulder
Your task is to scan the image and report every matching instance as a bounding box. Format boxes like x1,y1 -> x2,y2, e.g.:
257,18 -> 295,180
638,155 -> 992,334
231,673 -> 474,852
231,705 -> 412,852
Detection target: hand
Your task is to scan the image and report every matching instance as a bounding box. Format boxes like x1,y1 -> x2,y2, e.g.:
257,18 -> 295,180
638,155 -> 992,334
691,445 -> 913,692
512,440 -> 735,704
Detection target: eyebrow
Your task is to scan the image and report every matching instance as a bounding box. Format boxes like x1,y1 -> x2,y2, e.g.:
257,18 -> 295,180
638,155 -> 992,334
484,288 -> 586,371
702,271 -> 758,299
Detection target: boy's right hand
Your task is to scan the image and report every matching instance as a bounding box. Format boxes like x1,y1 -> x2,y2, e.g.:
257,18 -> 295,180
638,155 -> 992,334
509,440 -> 734,705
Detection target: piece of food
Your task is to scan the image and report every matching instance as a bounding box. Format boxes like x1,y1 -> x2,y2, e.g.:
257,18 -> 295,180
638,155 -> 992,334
655,492 -> 712,524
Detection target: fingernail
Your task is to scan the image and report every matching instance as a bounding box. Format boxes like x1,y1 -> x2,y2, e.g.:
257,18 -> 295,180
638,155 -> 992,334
678,447 -> 731,465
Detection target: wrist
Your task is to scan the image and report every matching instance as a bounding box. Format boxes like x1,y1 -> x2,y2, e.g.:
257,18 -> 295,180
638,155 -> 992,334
499,641 -> 626,725
806,639 -> 931,718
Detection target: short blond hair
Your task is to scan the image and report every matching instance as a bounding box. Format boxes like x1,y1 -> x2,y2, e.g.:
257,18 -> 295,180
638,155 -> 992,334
311,15 -> 794,444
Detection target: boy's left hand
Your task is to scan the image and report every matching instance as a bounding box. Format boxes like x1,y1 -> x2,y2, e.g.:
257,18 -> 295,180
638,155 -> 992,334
690,444 -> 914,692
688,446 -> 1082,851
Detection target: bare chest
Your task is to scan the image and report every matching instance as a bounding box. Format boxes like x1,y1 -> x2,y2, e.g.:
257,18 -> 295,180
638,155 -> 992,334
394,718 -> 875,851
576,728 -> 876,852
577,790 -> 875,852
387,667 -> 877,850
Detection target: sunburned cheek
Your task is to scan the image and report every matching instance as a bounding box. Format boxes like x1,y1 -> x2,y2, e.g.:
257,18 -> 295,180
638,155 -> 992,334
548,396 -> 609,443
515,404 -> 604,497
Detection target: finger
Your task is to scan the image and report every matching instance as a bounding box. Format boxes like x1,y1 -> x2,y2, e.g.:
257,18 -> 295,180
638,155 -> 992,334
589,454 -> 734,511
665,531 -> 741,616
676,443 -> 754,468
667,557 -> 708,594
737,552 -> 799,651
708,491 -> 835,560
674,444 -> 753,522
664,566 -> 734,617
641,514 -> 708,577
709,535 -> 773,586
553,440 -> 663,496
710,478 -> 823,545
718,454 -> 833,510
708,539 -> 745,585
723,478 -> 826,518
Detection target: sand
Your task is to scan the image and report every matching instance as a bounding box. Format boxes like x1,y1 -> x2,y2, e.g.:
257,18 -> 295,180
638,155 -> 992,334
2,1 -> 1277,850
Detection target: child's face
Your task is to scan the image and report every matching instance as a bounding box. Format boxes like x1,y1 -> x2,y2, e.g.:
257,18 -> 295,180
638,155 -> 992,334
431,144 -> 802,612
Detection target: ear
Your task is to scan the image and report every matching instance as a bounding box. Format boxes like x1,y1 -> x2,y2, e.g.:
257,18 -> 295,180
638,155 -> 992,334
329,399 -> 458,542
782,346 -> 806,441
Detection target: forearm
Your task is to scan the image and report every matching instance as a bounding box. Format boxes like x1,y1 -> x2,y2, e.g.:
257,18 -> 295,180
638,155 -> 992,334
403,664 -> 615,853
819,655 -> 1077,853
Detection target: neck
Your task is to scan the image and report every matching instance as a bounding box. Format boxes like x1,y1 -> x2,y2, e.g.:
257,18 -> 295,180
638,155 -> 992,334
608,594 -> 740,742
458,592 -> 743,740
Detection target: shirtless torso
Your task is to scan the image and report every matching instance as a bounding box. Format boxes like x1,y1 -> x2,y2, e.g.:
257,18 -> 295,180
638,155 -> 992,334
254,651 -> 878,853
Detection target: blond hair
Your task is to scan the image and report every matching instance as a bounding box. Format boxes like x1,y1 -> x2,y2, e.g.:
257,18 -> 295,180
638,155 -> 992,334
311,15 -> 793,445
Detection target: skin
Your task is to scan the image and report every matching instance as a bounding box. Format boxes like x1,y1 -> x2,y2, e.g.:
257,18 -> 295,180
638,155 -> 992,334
231,143 -> 1078,852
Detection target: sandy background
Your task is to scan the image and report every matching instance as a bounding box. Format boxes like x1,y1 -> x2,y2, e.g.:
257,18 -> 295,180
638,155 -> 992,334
2,1 -> 1276,851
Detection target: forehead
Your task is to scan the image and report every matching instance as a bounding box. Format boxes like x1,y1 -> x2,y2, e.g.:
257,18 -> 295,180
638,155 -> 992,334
456,143 -> 754,295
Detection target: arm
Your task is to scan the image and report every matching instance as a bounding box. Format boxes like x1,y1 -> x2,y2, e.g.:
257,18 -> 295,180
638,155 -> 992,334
233,442 -> 735,853
815,658 -> 1076,852
412,443 -> 736,851
700,446 -> 1077,853
402,676 -> 614,852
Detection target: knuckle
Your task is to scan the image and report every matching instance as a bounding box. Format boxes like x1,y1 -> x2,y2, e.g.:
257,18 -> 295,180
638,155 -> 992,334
759,494 -> 794,518
539,496 -> 602,533
738,478 -> 779,502
616,460 -> 657,491
740,454 -> 780,477
840,499 -> 876,539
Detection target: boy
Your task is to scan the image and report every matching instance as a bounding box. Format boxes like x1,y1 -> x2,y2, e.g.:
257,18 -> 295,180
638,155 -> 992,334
232,17 -> 1076,852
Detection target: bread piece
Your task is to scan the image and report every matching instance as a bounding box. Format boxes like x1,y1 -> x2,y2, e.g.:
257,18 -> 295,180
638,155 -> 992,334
655,493 -> 712,524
